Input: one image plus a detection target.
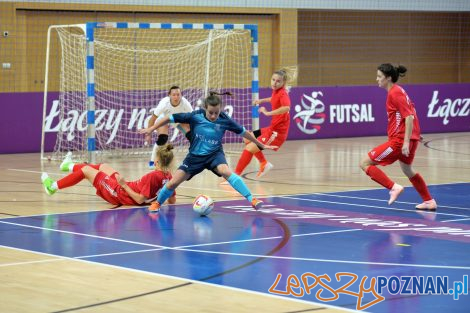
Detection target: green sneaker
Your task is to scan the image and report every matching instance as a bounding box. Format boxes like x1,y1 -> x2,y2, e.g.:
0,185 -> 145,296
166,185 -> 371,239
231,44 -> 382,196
60,152 -> 73,172
41,173 -> 57,195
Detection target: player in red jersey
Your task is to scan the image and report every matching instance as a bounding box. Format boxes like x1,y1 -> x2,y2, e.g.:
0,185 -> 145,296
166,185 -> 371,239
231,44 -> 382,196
41,144 -> 176,206
360,64 -> 437,210
234,67 -> 295,178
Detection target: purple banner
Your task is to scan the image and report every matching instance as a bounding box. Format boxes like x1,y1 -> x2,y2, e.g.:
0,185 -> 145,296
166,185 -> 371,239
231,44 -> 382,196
1,83 -> 469,154
259,84 -> 470,139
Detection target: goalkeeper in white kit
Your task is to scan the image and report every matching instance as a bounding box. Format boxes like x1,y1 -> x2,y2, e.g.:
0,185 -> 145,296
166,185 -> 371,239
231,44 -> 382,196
145,85 -> 193,168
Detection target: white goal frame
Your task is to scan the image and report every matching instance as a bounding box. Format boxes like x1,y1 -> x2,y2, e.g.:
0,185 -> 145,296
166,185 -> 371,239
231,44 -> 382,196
41,22 -> 259,162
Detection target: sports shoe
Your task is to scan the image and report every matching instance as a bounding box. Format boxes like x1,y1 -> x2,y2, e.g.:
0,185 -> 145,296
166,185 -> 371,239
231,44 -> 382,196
251,198 -> 263,210
256,162 -> 273,178
415,199 -> 437,211
60,152 -> 73,172
148,201 -> 161,213
41,173 -> 57,196
388,183 -> 404,205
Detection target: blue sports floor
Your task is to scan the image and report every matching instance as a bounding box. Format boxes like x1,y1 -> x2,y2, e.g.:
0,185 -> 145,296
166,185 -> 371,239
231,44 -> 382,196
1,183 -> 469,312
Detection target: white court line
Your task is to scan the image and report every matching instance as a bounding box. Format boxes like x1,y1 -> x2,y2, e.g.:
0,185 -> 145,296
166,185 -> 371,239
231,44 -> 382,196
281,196 -> 470,218
304,192 -> 470,211
1,220 -> 469,271
0,220 -> 358,260
174,228 -> 361,249
0,245 -> 359,313
0,256 -> 64,267
442,218 -> 470,223
0,220 -> 166,249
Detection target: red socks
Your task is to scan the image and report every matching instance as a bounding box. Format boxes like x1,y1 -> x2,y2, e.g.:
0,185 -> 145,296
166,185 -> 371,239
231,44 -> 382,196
235,150 -> 254,175
57,170 -> 85,189
365,165 -> 394,189
366,167 -> 433,201
410,173 -> 432,201
58,163 -> 101,189
254,151 -> 267,165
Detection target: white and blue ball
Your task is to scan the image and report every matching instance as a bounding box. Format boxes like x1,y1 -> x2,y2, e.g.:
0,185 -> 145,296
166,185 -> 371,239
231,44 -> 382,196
192,194 -> 215,216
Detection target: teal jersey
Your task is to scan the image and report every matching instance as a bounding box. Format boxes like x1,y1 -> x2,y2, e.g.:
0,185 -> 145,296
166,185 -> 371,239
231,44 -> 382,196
170,109 -> 245,155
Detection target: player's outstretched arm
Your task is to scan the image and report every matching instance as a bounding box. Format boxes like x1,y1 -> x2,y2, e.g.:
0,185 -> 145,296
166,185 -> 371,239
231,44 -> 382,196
138,116 -> 171,135
253,97 -> 271,105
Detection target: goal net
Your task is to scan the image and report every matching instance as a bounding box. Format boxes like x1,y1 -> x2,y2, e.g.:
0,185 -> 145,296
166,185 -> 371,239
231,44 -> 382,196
42,22 -> 258,162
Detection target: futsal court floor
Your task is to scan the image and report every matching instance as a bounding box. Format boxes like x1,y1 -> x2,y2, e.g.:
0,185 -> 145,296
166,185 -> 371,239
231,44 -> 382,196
0,133 -> 469,312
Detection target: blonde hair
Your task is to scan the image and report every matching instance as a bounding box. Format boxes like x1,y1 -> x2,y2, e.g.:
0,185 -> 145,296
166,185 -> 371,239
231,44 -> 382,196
156,144 -> 174,172
274,66 -> 298,91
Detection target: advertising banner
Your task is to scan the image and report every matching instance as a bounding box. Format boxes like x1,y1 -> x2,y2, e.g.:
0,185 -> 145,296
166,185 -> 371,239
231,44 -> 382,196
259,84 -> 470,140
1,84 -> 469,154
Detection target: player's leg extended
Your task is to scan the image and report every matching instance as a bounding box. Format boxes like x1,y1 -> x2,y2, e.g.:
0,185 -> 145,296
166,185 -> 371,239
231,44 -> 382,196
217,164 -> 262,210
360,144 -> 403,205
41,166 -> 100,196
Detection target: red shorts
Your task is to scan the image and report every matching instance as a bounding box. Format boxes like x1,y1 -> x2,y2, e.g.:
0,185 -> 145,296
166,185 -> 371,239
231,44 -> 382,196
93,172 -> 121,205
257,127 -> 287,151
368,139 -> 419,166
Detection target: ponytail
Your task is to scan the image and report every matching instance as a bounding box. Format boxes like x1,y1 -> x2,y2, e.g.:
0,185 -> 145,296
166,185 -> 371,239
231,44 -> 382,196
378,63 -> 407,83
156,144 -> 174,171
204,91 -> 233,108
209,91 -> 233,97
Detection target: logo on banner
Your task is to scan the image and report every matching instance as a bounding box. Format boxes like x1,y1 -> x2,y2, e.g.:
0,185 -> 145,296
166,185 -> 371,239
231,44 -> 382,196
293,91 -> 326,134
427,90 -> 470,125
44,99 -> 235,144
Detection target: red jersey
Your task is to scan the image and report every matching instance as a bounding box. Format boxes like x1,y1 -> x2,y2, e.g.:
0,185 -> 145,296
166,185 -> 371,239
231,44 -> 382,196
117,170 -> 172,205
269,87 -> 291,134
386,84 -> 421,141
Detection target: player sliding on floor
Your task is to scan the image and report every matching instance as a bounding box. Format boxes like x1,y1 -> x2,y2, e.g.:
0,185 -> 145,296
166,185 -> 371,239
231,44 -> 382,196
41,145 -> 176,206
138,91 -> 278,212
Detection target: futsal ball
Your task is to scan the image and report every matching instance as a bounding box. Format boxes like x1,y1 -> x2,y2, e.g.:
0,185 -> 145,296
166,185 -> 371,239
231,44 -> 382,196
193,194 -> 215,216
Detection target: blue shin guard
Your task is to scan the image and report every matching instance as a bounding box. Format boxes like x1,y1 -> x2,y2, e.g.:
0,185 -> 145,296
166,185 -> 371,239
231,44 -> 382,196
227,173 -> 253,202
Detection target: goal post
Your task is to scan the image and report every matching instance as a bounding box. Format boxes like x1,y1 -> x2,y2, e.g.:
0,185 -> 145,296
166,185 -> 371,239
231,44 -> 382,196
42,22 -> 259,162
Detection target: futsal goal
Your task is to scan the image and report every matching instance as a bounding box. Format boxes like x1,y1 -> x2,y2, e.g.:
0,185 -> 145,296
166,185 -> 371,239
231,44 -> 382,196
41,22 -> 259,162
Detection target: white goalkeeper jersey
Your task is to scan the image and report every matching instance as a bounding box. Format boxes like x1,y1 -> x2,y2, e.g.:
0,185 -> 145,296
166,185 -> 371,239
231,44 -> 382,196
152,96 -> 193,119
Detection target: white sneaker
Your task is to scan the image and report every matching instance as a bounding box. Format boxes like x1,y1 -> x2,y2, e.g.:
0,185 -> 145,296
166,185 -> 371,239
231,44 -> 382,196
256,162 -> 273,178
416,199 -> 437,211
388,183 -> 404,205
60,152 -> 73,172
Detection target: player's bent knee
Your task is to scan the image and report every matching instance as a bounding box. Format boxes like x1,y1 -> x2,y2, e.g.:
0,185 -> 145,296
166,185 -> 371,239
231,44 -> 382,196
359,158 -> 371,171
156,134 -> 169,146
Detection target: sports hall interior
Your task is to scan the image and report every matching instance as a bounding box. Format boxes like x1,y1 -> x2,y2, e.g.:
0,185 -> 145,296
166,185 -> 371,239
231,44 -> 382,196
1,1 -> 469,312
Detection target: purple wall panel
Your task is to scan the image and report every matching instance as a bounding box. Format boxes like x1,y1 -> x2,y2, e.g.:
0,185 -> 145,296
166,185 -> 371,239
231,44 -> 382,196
1,84 -> 469,154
